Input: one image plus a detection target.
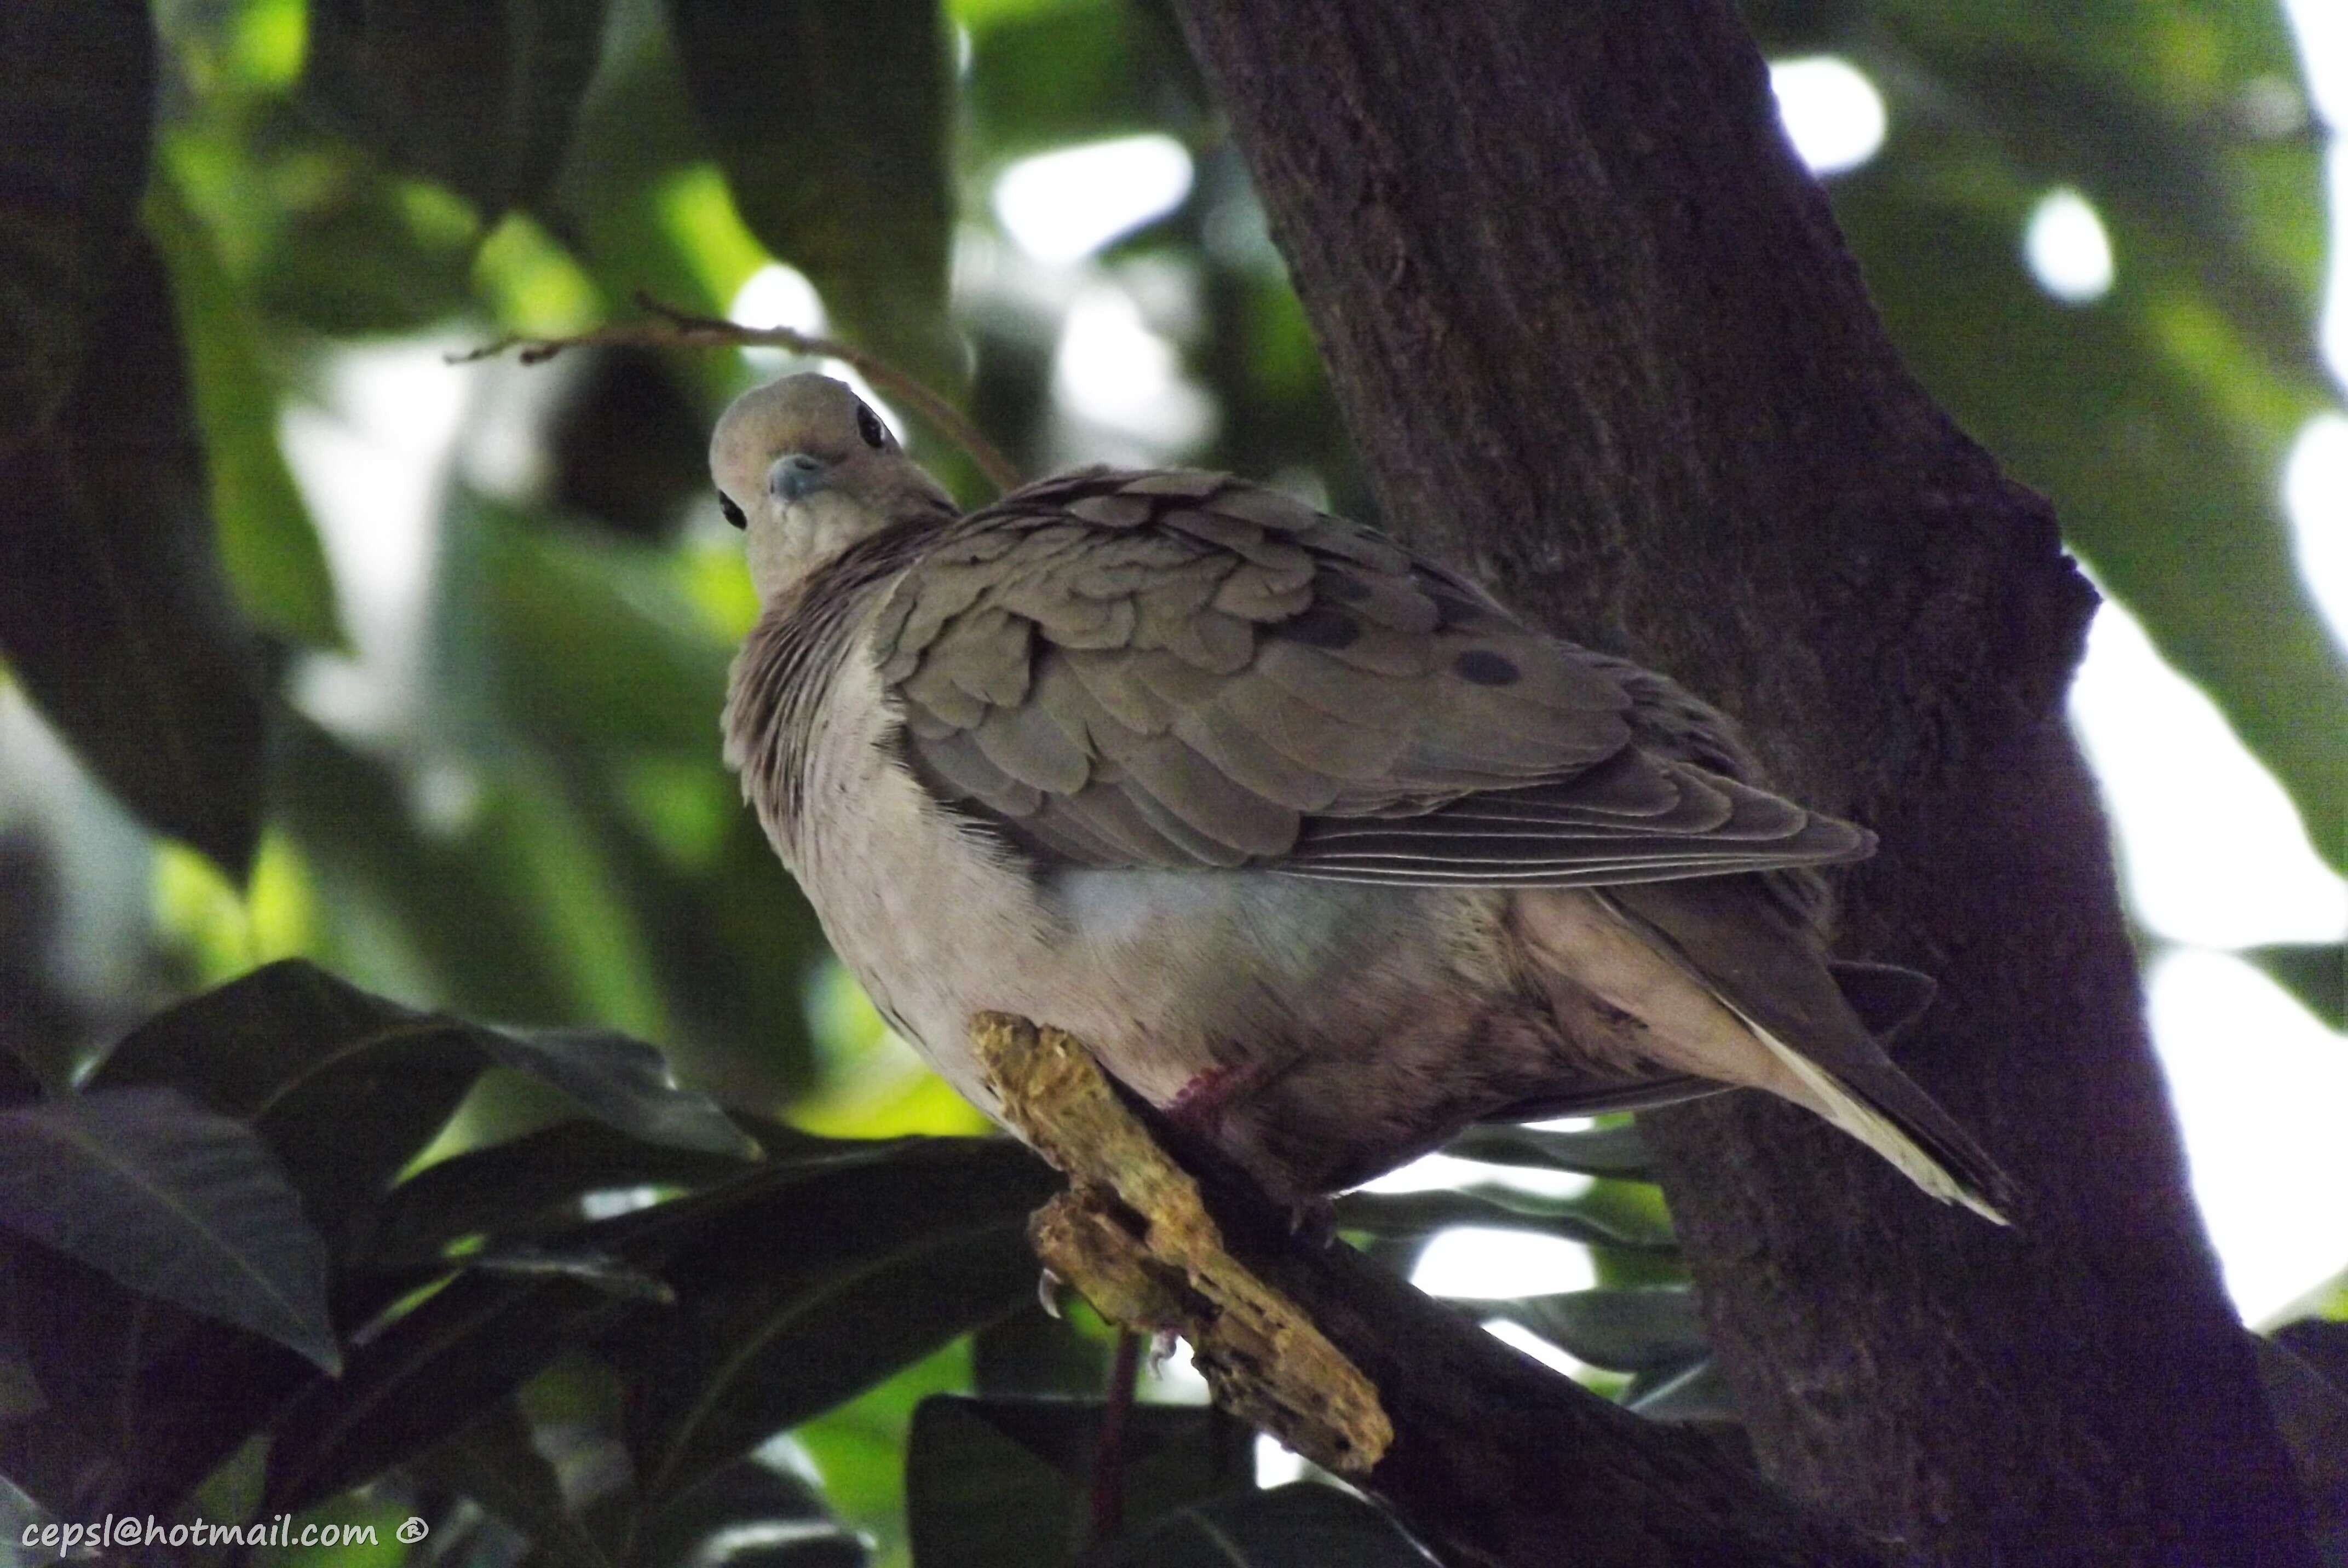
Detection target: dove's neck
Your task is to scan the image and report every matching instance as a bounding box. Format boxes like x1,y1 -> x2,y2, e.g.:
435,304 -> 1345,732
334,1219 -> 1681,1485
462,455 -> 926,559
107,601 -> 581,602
725,517 -> 946,852
750,492 -> 937,603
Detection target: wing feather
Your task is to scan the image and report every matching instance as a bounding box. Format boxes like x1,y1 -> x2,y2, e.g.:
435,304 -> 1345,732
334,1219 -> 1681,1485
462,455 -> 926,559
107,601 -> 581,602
878,470 -> 1869,887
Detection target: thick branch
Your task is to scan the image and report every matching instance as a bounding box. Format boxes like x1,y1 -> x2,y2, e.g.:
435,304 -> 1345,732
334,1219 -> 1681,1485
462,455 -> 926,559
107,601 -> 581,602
972,1014 -> 1884,1568
1167,2 -> 2314,1562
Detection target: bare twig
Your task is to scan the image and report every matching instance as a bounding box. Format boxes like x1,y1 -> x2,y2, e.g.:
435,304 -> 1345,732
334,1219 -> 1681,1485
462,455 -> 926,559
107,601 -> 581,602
456,292 -> 1024,496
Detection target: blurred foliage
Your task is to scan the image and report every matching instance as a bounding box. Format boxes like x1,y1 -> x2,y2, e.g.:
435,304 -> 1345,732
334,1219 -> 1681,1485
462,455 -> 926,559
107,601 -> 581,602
0,0 -> 2342,1561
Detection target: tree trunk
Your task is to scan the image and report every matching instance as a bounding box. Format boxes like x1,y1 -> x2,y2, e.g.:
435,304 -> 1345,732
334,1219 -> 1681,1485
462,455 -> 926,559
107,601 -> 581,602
1166,1 -> 2315,1561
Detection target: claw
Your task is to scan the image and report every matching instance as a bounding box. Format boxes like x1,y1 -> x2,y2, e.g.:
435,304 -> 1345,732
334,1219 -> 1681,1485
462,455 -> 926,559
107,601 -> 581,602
1038,1266 -> 1066,1319
1147,1329 -> 1179,1373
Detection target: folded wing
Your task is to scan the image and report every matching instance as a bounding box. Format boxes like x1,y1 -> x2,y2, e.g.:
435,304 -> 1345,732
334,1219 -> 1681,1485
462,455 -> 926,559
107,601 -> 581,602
876,468 -> 1870,885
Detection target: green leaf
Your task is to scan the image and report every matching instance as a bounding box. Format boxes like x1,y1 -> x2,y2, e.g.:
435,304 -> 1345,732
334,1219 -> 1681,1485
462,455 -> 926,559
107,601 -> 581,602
612,1138 -> 1058,1514
667,0 -> 959,390
630,1456 -> 867,1568
1441,1121 -> 1656,1178
0,236 -> 269,881
545,11 -> 735,325
971,1301 -> 1114,1397
262,1269 -> 630,1514
143,175 -> 345,649
89,960 -> 749,1249
2243,944 -> 2345,1033
436,492 -> 735,758
2255,1330 -> 2348,1531
406,1402 -> 615,1568
1083,1483 -> 1439,1568
6,1241 -> 318,1518
271,713 -> 623,1028
244,148 -> 483,336
1624,1358 -> 1735,1423
0,1088 -> 338,1373
262,1137 -> 1051,1518
965,3 -> 1202,161
487,1028 -> 759,1158
302,0 -> 611,218
1332,1185 -> 1674,1251
907,1396 -> 1254,1568
365,1119 -> 774,1266
0,0 -> 154,455
1487,1287 -> 1708,1375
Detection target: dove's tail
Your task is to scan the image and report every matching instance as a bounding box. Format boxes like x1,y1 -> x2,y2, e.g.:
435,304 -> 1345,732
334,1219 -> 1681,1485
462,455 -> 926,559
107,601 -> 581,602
1513,884 -> 2018,1225
1718,999 -> 2016,1225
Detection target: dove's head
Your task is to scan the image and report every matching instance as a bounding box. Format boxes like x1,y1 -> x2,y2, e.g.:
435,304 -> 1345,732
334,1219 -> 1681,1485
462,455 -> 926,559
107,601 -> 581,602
711,373 -> 956,601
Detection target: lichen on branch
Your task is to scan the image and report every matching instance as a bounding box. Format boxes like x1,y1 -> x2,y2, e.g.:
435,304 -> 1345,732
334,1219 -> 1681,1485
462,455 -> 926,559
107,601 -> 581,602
970,1011 -> 1392,1475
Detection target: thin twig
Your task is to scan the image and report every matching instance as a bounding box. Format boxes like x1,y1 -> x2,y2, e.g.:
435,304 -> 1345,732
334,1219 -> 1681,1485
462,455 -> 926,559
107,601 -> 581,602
454,293 -> 1024,497
1089,1329 -> 1142,1550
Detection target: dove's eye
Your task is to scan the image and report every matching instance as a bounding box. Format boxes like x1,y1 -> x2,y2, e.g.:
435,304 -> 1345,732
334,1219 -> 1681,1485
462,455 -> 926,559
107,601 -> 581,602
718,493 -> 747,530
856,403 -> 888,450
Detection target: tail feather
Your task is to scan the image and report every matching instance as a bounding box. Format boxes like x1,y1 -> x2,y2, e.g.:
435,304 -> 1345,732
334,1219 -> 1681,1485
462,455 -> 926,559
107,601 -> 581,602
1729,1003 -> 2015,1225
1593,879 -> 2019,1225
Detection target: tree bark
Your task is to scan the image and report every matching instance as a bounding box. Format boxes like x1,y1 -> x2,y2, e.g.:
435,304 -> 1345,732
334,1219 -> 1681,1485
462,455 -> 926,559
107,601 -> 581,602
1167,2 -> 2316,1562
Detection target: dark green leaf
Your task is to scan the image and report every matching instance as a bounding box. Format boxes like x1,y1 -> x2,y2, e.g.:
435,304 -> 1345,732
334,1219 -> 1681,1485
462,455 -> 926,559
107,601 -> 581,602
1083,1483 -> 1438,1568
303,0 -> 611,218
264,1137 -> 1050,1517
613,1138 -> 1058,1512
245,144 -> 482,336
1441,1121 -> 1655,1178
144,176 -> 345,649
0,0 -> 154,454
366,1119 -> 772,1266
1488,1287 -> 1707,1375
972,1301 -> 1113,1397
668,0 -> 959,390
908,1396 -> 1254,1568
271,713 -> 594,1025
439,493 -> 736,758
486,1028 -> 759,1158
0,237 -> 268,880
407,1402 -> 614,1568
2256,1331 -> 2348,1529
6,1240 -> 317,1518
546,8 -> 734,325
90,960 -> 503,1247
91,961 -> 750,1249
965,3 -> 1205,160
2243,944 -> 2345,1033
2275,1319 -> 2348,1392
471,1242 -> 675,1302
0,1088 -> 337,1372
262,1269 -> 630,1515
1332,1185 -> 1673,1251
632,1456 -> 866,1568
1624,1358 -> 1735,1422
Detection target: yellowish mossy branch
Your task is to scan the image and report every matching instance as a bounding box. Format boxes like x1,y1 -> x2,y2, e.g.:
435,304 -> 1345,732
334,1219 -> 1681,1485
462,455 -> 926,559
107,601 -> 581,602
970,1012 -> 1393,1475
454,292 -> 1024,497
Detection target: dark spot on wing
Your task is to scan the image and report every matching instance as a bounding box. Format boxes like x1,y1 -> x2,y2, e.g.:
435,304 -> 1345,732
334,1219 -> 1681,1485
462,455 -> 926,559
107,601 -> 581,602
1454,649 -> 1520,685
1318,570 -> 1372,604
1272,604 -> 1362,650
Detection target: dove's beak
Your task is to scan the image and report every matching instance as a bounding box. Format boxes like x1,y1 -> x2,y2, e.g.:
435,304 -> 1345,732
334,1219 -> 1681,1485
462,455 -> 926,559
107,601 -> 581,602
768,453 -> 830,503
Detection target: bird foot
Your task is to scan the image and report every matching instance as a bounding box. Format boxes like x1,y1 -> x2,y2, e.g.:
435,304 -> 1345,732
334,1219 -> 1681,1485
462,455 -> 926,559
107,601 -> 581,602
1287,1196 -> 1338,1248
